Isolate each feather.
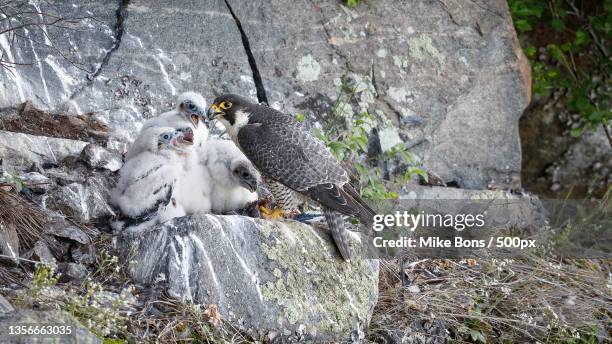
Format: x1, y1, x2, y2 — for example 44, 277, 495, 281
201, 139, 259, 213
323, 207, 351, 261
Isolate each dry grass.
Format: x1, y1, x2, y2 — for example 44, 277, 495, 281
0, 188, 48, 251
126, 293, 254, 343
367, 255, 611, 343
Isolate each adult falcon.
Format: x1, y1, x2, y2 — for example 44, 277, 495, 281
206, 94, 375, 261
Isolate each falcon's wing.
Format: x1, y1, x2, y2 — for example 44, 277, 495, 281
237, 121, 348, 191
238, 120, 375, 224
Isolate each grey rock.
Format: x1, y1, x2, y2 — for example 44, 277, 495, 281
0, 0, 529, 190
71, 244, 97, 265
0, 310, 101, 344
42, 209, 97, 245
32, 240, 56, 264
59, 262, 88, 282
80, 144, 123, 172
0, 295, 15, 315
117, 214, 379, 342
0, 224, 20, 266
0, 131, 88, 171
19, 172, 52, 194
43, 177, 115, 224
63, 0, 254, 144
0, 0, 118, 112
226, 0, 530, 189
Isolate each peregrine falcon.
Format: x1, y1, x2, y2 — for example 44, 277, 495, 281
111, 126, 195, 230
206, 94, 375, 261
203, 139, 260, 213
127, 91, 208, 160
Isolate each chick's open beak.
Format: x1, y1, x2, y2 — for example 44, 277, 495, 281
190, 114, 200, 128
182, 130, 194, 145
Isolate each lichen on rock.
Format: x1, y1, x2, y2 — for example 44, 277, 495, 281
260, 221, 377, 336
117, 214, 379, 342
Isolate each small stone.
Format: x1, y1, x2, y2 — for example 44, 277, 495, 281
32, 240, 55, 264
59, 262, 88, 282
44, 210, 94, 244
71, 244, 97, 265
80, 143, 123, 172
407, 285, 420, 293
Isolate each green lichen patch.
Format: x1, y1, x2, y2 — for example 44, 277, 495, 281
260, 221, 378, 337
408, 35, 445, 67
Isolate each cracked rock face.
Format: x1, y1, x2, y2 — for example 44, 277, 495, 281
0, 0, 528, 189
117, 214, 379, 342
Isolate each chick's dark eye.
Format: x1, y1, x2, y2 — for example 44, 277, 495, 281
163, 134, 170, 140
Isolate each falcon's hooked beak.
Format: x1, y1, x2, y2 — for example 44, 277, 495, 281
206, 103, 224, 121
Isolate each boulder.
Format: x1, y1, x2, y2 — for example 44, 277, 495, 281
117, 214, 379, 342
0, 0, 529, 189
43, 180, 115, 225
0, 131, 88, 171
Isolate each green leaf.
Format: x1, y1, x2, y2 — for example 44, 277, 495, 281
515, 19, 532, 32
560, 42, 573, 52
403, 167, 428, 183
546, 68, 559, 78
570, 127, 583, 138
524, 45, 536, 57
551, 18, 565, 32
312, 128, 327, 142
346, 0, 361, 8
547, 44, 564, 62
295, 112, 305, 122
575, 29, 590, 46
327, 142, 346, 160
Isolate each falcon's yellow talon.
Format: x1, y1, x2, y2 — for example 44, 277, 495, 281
259, 205, 284, 220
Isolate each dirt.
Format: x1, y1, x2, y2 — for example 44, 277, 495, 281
0, 102, 109, 145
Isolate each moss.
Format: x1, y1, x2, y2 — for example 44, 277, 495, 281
260, 221, 377, 336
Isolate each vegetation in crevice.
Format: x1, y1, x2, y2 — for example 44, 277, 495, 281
509, 0, 611, 145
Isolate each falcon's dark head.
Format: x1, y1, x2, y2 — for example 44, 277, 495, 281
207, 93, 255, 131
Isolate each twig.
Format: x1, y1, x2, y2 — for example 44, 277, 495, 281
564, 0, 609, 58
0, 254, 40, 264
602, 123, 612, 148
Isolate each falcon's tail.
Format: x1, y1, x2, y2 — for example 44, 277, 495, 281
323, 207, 351, 262
341, 183, 376, 229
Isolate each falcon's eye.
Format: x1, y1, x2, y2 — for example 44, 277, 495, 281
163, 134, 170, 140
220, 101, 232, 110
